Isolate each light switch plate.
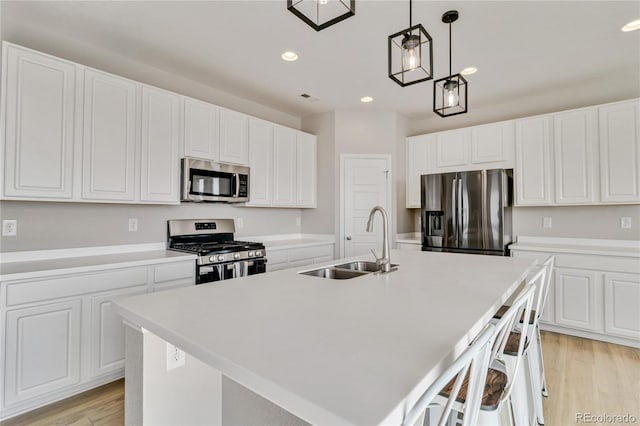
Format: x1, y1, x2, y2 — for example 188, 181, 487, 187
296, 217, 301, 227
236, 218, 244, 229
620, 217, 632, 229
166, 343, 185, 371
543, 217, 552, 228
128, 218, 138, 232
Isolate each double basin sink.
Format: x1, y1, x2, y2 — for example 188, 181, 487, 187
299, 261, 397, 280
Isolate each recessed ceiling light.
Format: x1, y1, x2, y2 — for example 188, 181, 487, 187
621, 19, 640, 32
281, 51, 299, 61
360, 96, 374, 103
461, 67, 478, 75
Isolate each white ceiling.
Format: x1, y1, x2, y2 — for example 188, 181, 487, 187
2, 1, 639, 126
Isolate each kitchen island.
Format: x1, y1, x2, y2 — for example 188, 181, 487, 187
112, 249, 535, 425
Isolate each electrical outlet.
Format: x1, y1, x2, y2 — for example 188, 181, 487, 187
620, 217, 632, 229
128, 218, 138, 232
2, 220, 17, 236
166, 343, 185, 371
236, 218, 244, 229
543, 217, 552, 228
296, 217, 301, 227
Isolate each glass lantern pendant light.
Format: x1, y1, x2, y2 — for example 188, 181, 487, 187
433, 10, 468, 117
287, 0, 355, 32
388, 0, 433, 87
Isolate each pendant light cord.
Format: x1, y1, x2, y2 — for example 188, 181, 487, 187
409, 0, 412, 27
449, 22, 452, 76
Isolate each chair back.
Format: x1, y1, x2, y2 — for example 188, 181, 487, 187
492, 283, 535, 402
402, 324, 496, 426
533, 256, 555, 325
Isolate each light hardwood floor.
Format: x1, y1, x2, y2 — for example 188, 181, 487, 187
1, 331, 638, 426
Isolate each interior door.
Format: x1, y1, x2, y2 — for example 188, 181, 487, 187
343, 157, 391, 258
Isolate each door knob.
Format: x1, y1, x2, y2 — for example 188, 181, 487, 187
346, 236, 352, 240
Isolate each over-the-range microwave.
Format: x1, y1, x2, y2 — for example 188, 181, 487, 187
181, 158, 249, 203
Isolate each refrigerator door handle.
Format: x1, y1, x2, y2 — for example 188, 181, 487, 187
457, 177, 463, 247
452, 177, 458, 247
481, 170, 489, 249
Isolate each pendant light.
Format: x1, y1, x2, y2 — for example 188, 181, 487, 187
388, 0, 433, 87
433, 10, 468, 117
287, 0, 355, 32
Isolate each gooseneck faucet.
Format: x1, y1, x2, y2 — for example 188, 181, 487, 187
366, 206, 391, 273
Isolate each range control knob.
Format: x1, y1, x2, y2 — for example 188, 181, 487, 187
255, 250, 262, 257
248, 251, 255, 257
209, 256, 215, 262
233, 253, 241, 260
217, 255, 224, 262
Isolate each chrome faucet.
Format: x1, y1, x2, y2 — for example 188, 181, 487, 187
366, 205, 391, 273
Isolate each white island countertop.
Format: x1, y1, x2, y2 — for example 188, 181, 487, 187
112, 250, 535, 425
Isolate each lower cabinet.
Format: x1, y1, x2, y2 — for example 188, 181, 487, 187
4, 299, 82, 407
511, 245, 639, 346
0, 259, 195, 420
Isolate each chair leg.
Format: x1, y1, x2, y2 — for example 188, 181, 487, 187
536, 325, 549, 397
527, 342, 545, 425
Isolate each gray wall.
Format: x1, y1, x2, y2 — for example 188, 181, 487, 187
0, 202, 300, 252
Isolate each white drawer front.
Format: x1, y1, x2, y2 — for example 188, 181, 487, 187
289, 244, 333, 262
267, 249, 289, 265
153, 261, 194, 284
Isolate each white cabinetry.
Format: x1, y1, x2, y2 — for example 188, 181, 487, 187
183, 97, 219, 161
219, 108, 249, 166
553, 109, 598, 204
0, 257, 195, 420
435, 129, 469, 168
470, 121, 515, 165
405, 135, 431, 208
4, 300, 82, 407
246, 119, 274, 206
272, 126, 297, 206
296, 132, 317, 208
140, 86, 180, 203
511, 238, 640, 347
515, 116, 553, 205
267, 243, 334, 271
81, 69, 138, 201
554, 268, 600, 332
1, 44, 76, 199
604, 272, 640, 340
599, 100, 640, 203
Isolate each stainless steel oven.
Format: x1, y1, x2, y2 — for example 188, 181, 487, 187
181, 158, 249, 203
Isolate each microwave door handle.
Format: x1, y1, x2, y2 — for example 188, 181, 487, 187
233, 174, 240, 198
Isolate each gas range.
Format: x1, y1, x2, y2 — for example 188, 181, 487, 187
168, 219, 267, 283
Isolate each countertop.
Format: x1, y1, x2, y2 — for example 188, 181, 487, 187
112, 250, 535, 425
397, 232, 421, 244
0, 249, 196, 281
509, 236, 640, 258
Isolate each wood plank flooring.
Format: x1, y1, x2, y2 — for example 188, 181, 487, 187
1, 332, 638, 426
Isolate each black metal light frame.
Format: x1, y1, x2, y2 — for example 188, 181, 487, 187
388, 0, 433, 87
287, 0, 355, 32
433, 10, 468, 117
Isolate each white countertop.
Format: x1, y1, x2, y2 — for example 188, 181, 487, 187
112, 250, 534, 425
510, 236, 640, 258
397, 232, 421, 244
0, 250, 196, 281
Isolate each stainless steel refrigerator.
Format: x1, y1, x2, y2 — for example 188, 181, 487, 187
421, 169, 513, 256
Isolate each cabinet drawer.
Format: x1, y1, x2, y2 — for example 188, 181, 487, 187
555, 253, 640, 274
289, 245, 333, 262
6, 267, 148, 307
153, 261, 194, 284
267, 249, 289, 265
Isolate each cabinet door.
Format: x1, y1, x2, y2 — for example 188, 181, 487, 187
553, 109, 597, 204
515, 116, 553, 205
90, 286, 147, 379
435, 129, 469, 168
554, 268, 600, 332
183, 97, 219, 161
82, 69, 138, 201
272, 127, 297, 206
604, 272, 640, 340
219, 108, 249, 165
470, 121, 515, 165
2, 44, 75, 199
296, 132, 317, 208
140, 86, 180, 203
599, 100, 640, 203
247, 119, 274, 206
4, 300, 82, 407
405, 135, 431, 208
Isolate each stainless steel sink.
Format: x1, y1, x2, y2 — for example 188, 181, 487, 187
299, 267, 368, 280
333, 261, 398, 273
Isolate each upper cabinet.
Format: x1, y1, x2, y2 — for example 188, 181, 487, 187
81, 69, 138, 201
1, 44, 76, 199
183, 97, 219, 161
515, 116, 554, 205
246, 120, 317, 208
405, 135, 431, 208
435, 129, 469, 168
471, 121, 515, 165
219, 108, 249, 166
599, 100, 640, 203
